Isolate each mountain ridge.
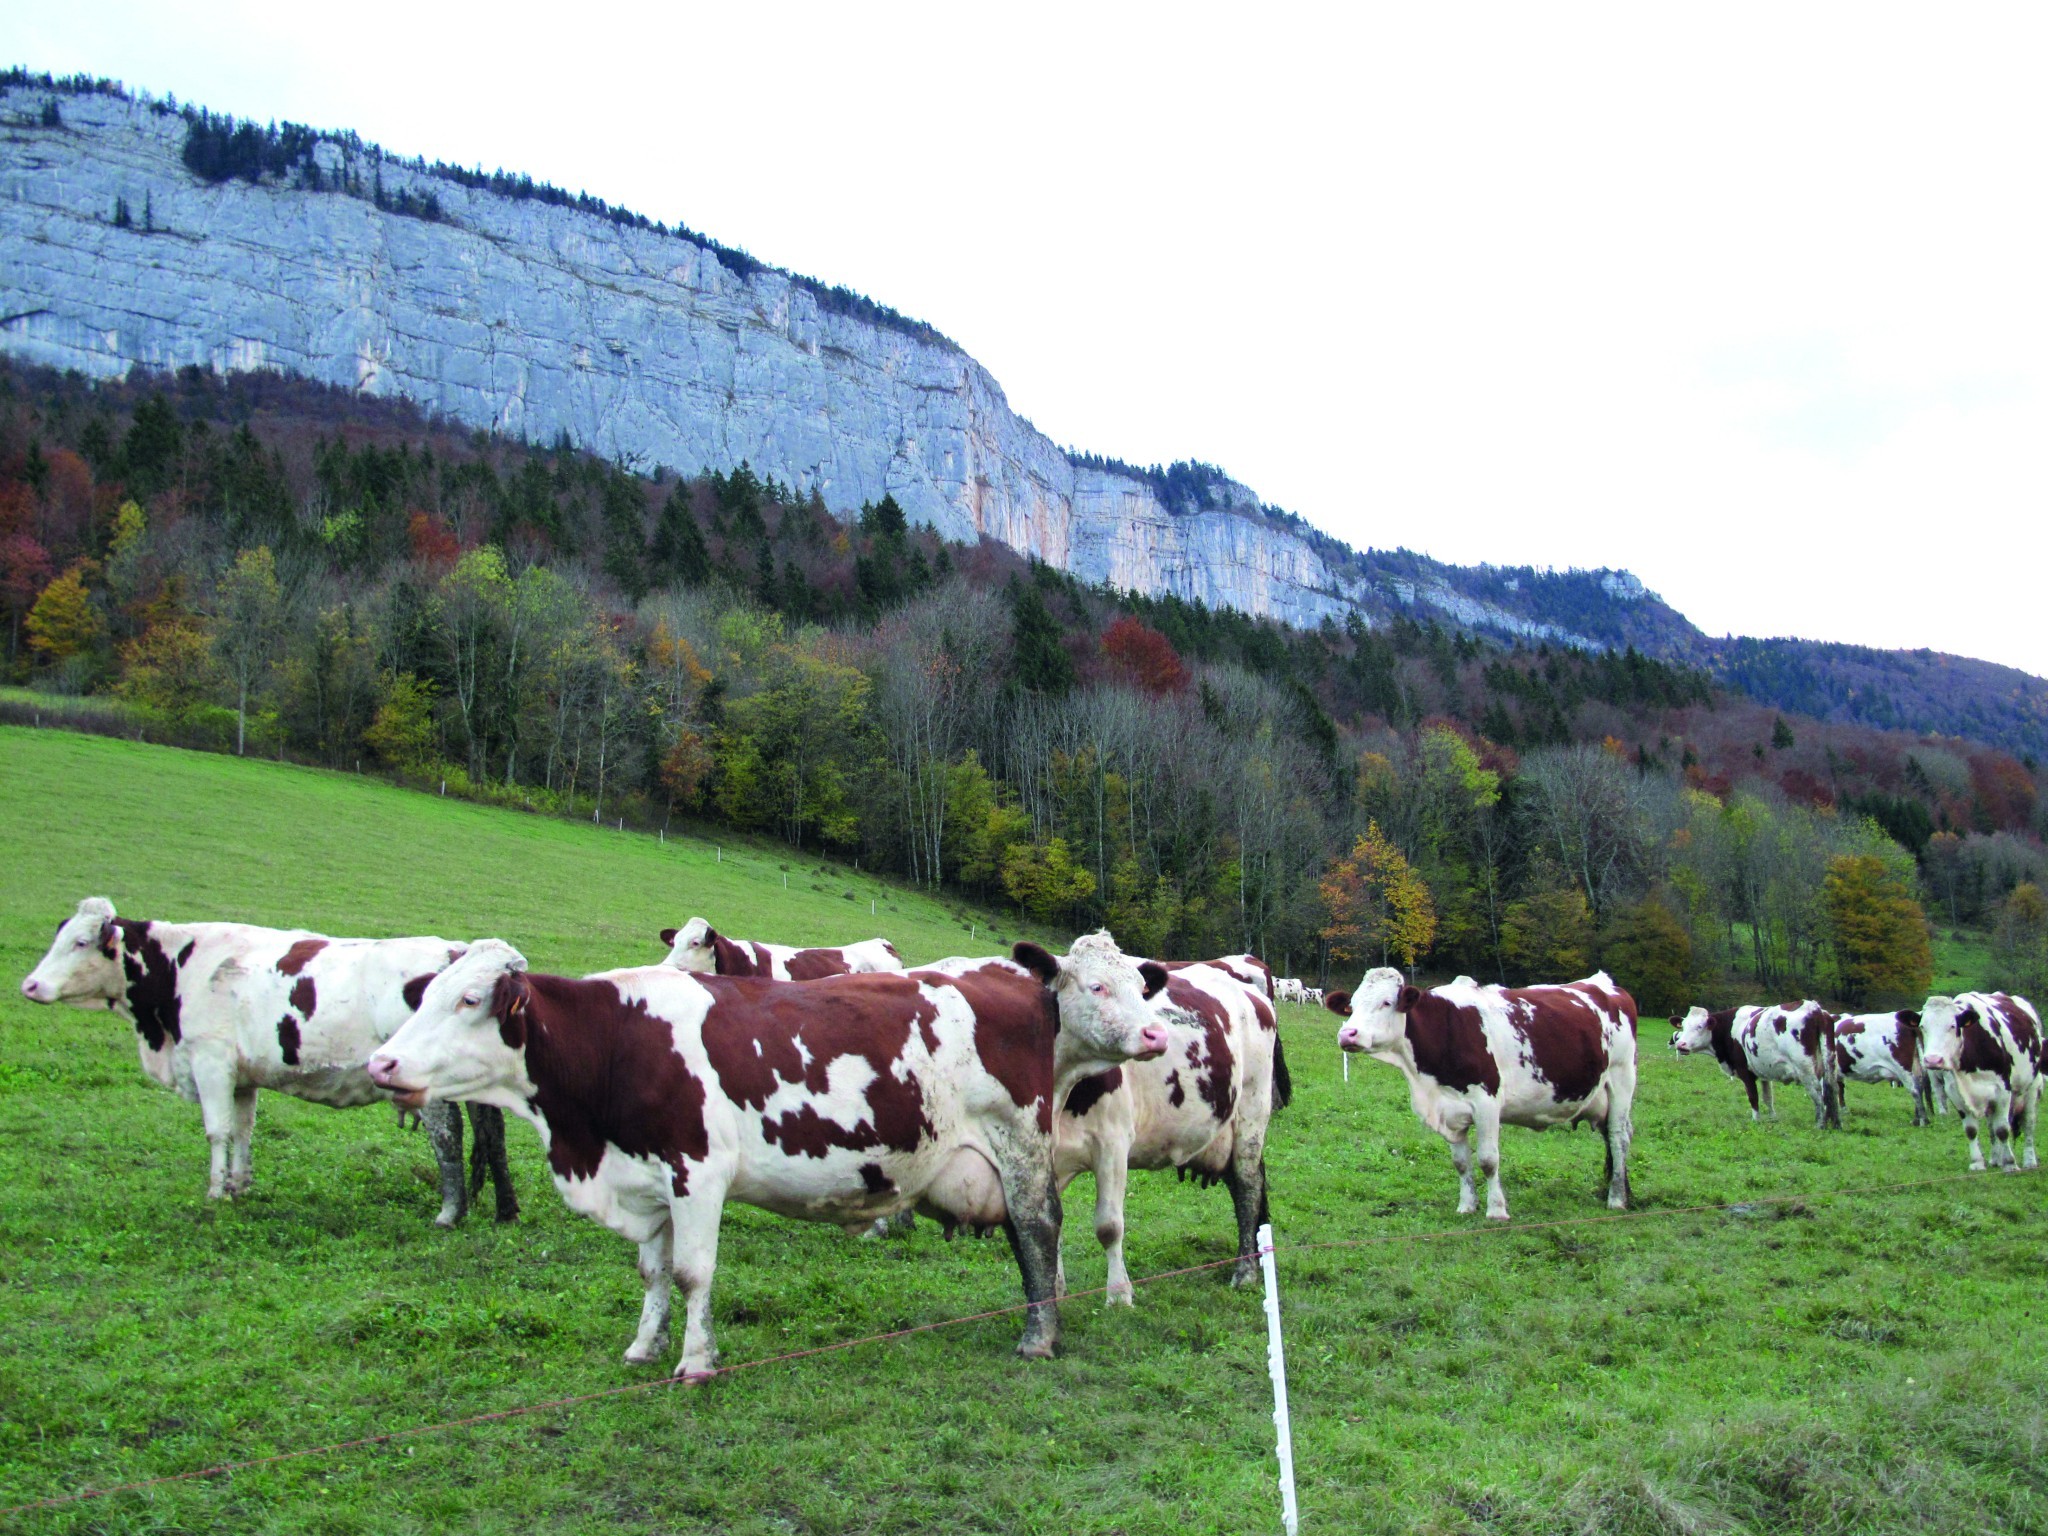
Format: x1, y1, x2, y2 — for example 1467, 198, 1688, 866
3, 70, 2044, 760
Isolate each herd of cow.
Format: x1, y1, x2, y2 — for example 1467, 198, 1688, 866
16, 896, 2043, 1382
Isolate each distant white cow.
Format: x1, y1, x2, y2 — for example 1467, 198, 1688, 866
1830, 1010, 1936, 1125
1920, 992, 2042, 1172
1671, 1001, 1842, 1128
20, 897, 517, 1221
658, 917, 902, 979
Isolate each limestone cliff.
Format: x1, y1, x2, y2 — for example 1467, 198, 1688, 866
0, 82, 1668, 649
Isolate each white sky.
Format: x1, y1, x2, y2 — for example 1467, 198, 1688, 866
12, 4, 2048, 676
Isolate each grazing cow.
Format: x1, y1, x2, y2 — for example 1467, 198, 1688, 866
19, 897, 516, 1223
1324, 970, 1637, 1220
366, 934, 1170, 1377
658, 916, 902, 979
1671, 1001, 1842, 1128
1055, 955, 1292, 1301
1920, 992, 2042, 1172
1274, 977, 1307, 1005
1830, 1010, 1937, 1125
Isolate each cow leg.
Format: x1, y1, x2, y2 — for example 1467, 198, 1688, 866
997, 1163, 1063, 1360
1472, 1100, 1509, 1221
1740, 1072, 1761, 1122
1759, 1080, 1776, 1122
1811, 1075, 1838, 1131
225, 1085, 258, 1195
668, 1178, 732, 1380
1220, 1154, 1269, 1289
1604, 1068, 1637, 1211
1912, 1070, 1933, 1127
1962, 1112, 1987, 1171
1989, 1088, 2018, 1172
1092, 1156, 1135, 1307
467, 1104, 519, 1222
624, 1223, 674, 1365
423, 1100, 468, 1227
1446, 1128, 1478, 1215
191, 1055, 238, 1200
2017, 1088, 2040, 1170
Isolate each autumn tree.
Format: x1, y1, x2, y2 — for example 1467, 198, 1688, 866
1101, 614, 1189, 694
1822, 852, 1934, 1005
212, 546, 285, 755
26, 562, 103, 669
1320, 820, 1437, 970
1991, 882, 2048, 998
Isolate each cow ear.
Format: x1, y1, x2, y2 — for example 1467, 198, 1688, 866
491, 972, 530, 1049
660, 928, 679, 946
1397, 985, 1421, 1012
1011, 942, 1061, 986
1138, 961, 1169, 999
1323, 990, 1352, 1018
98, 919, 119, 959
1899, 1009, 1920, 1026
446, 945, 467, 964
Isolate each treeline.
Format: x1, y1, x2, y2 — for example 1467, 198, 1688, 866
4, 360, 2044, 1005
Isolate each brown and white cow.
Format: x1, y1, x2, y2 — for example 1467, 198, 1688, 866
19, 897, 516, 1223
366, 933, 1170, 1377
1920, 992, 2042, 1172
1055, 954, 1292, 1302
658, 916, 903, 980
1325, 970, 1637, 1220
1671, 1001, 1842, 1128
1831, 1010, 1936, 1125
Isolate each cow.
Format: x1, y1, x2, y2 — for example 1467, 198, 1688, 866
1274, 977, 1306, 1005
1671, 1000, 1842, 1128
658, 916, 903, 979
1054, 955, 1292, 1303
1324, 970, 1637, 1220
1830, 1010, 1937, 1125
19, 896, 517, 1223
1919, 992, 2042, 1172
365, 933, 1171, 1378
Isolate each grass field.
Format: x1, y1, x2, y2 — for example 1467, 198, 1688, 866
1, 727, 2043, 1535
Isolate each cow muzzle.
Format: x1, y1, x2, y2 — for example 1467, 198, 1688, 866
20, 976, 46, 1002
1338, 1024, 1363, 1053
366, 1054, 425, 1107
1923, 1052, 1949, 1072
1135, 1023, 1170, 1059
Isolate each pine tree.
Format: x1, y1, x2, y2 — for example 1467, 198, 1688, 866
651, 486, 710, 588
1008, 579, 1074, 697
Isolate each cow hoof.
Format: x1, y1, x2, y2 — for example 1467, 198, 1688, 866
624, 1341, 668, 1366
1106, 1286, 1136, 1308
434, 1207, 463, 1229
1486, 1210, 1511, 1222
494, 1201, 521, 1224
672, 1366, 717, 1386
1229, 1264, 1260, 1289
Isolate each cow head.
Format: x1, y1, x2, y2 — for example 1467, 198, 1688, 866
21, 897, 124, 1006
1011, 930, 1170, 1071
1325, 966, 1409, 1055
367, 940, 537, 1111
660, 917, 718, 972
1670, 1006, 1715, 1054
1918, 996, 1965, 1073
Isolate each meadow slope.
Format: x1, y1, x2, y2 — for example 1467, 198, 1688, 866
0, 727, 2042, 1535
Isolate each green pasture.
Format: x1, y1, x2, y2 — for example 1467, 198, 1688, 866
0, 727, 2041, 1534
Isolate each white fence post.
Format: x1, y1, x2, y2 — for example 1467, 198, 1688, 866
1258, 1222, 1299, 1536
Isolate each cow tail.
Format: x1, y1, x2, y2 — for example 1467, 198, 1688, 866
1271, 1035, 1293, 1112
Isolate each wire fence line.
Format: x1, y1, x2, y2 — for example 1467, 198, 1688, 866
4, 1165, 2030, 1518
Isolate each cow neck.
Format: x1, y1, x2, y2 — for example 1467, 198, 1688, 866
515, 973, 619, 1144
1705, 1010, 1748, 1075
710, 932, 756, 976
114, 917, 189, 1052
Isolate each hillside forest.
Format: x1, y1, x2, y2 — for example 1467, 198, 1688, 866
4, 360, 2045, 1010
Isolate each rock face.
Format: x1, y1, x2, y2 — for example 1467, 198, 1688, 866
0, 85, 1656, 646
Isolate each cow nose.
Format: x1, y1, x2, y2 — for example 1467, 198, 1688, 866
366, 1054, 399, 1087
1338, 1024, 1360, 1051
1136, 1024, 1170, 1058
20, 977, 42, 1001
1924, 1053, 1947, 1071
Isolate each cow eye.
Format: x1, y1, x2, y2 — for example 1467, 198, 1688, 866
1090, 982, 1107, 997
461, 991, 482, 1007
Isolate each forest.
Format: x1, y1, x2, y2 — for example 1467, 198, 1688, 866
4, 357, 2045, 1007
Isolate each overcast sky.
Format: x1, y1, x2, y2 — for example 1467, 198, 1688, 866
13, 4, 2048, 676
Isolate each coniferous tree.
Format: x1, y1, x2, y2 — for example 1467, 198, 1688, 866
1008, 578, 1074, 697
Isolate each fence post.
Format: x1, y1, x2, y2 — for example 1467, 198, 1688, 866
1258, 1222, 1300, 1536
716, 847, 721, 863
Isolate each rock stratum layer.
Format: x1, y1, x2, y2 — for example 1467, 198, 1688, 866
2, 88, 1396, 628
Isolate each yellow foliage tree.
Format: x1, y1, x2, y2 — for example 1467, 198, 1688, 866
1320, 820, 1437, 969
26, 562, 102, 661
1822, 853, 1933, 1004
